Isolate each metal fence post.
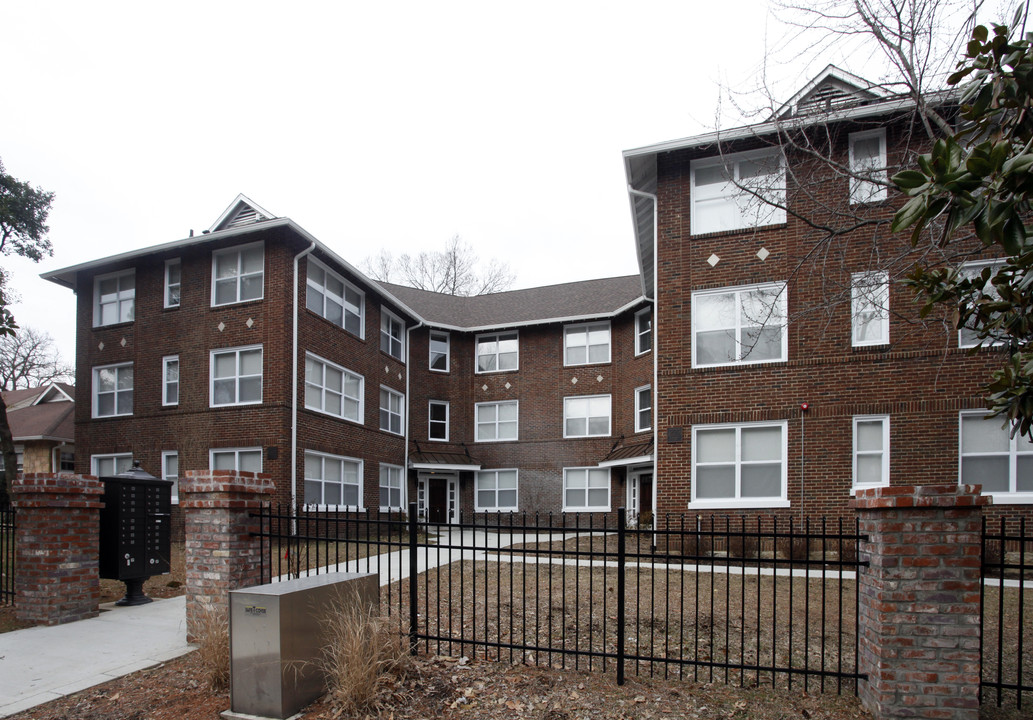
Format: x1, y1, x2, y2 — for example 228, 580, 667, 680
408, 501, 418, 655
617, 506, 626, 686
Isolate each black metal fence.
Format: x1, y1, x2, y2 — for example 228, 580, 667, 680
0, 503, 14, 606
253, 503, 867, 695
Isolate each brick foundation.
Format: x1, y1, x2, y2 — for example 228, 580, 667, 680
12, 473, 104, 626
179, 469, 273, 640
854, 484, 988, 720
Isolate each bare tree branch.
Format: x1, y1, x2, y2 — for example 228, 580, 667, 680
0, 327, 73, 391
364, 235, 515, 296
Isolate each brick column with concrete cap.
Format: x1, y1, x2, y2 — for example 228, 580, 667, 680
11, 473, 104, 626
853, 483, 989, 720
179, 469, 273, 640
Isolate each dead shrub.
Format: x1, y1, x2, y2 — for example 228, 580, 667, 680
776, 536, 812, 562
195, 599, 229, 692
726, 533, 760, 559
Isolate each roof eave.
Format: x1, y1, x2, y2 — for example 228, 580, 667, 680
421, 296, 650, 333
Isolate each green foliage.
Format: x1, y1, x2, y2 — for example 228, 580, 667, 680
892, 6, 1033, 439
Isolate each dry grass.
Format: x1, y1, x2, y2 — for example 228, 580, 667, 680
193, 599, 230, 692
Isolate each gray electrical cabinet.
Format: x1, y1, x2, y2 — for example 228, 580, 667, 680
226, 572, 379, 720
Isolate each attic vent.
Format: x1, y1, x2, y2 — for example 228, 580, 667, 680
225, 207, 267, 229
797, 85, 858, 115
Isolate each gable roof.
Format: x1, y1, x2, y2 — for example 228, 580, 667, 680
772, 64, 886, 120
2, 384, 75, 442
208, 194, 277, 233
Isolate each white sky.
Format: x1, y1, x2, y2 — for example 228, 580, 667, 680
0, 0, 1012, 365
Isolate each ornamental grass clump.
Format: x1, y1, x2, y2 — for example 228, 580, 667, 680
195, 599, 230, 692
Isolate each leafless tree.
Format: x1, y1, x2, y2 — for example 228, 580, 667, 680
365, 235, 515, 296
0, 327, 73, 391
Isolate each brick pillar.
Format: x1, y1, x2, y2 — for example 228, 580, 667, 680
179, 470, 273, 640
12, 473, 104, 626
853, 484, 988, 720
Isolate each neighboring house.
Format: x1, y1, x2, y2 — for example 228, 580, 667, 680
0, 383, 75, 478
41, 196, 654, 522
623, 65, 1030, 523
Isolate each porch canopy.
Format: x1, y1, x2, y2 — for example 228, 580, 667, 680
598, 435, 654, 468
409, 449, 481, 472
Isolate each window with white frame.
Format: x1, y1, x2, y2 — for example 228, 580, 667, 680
690, 148, 786, 235
379, 387, 404, 435
958, 260, 1006, 348
476, 469, 518, 511
564, 322, 611, 365
691, 422, 788, 507
959, 411, 1033, 498
162, 451, 179, 504
476, 332, 518, 373
379, 464, 405, 510
564, 395, 611, 438
210, 447, 262, 473
93, 363, 133, 418
211, 346, 262, 407
304, 450, 361, 507
563, 467, 610, 512
212, 242, 264, 306
428, 400, 449, 441
429, 331, 450, 372
475, 400, 518, 441
164, 259, 181, 308
849, 129, 888, 204
163, 356, 179, 406
851, 272, 889, 347
380, 310, 405, 360
853, 416, 889, 489
636, 308, 652, 355
93, 270, 135, 326
92, 453, 133, 477
305, 353, 363, 422
306, 259, 364, 337
635, 386, 651, 433
692, 282, 787, 367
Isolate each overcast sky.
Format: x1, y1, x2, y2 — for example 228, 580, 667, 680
0, 0, 1011, 365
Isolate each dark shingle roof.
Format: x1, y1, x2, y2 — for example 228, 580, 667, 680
381, 275, 645, 329
1, 384, 75, 442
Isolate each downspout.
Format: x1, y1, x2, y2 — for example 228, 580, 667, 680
628, 187, 659, 534
292, 241, 318, 514
404, 320, 424, 518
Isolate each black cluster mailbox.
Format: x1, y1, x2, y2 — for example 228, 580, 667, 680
98, 461, 173, 606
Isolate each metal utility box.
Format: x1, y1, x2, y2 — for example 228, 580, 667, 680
228, 572, 379, 720
98, 461, 173, 605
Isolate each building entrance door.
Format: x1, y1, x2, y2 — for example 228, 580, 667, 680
427, 477, 448, 524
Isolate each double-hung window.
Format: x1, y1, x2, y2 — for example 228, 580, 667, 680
690, 148, 786, 235
849, 129, 888, 204
853, 416, 890, 489
304, 450, 361, 508
958, 260, 1006, 348
212, 242, 264, 306
429, 331, 450, 372
380, 310, 405, 360
691, 421, 788, 508
164, 259, 181, 308
475, 401, 518, 441
162, 356, 179, 406
211, 346, 263, 407
476, 332, 518, 373
210, 447, 262, 473
851, 272, 889, 347
564, 322, 611, 365
959, 411, 1033, 500
379, 387, 404, 435
307, 259, 364, 336
94, 270, 135, 326
563, 395, 611, 438
636, 308, 652, 355
305, 353, 363, 423
635, 386, 651, 433
162, 451, 179, 504
93, 363, 133, 418
92, 453, 133, 477
379, 464, 405, 510
428, 400, 449, 441
692, 282, 787, 367
563, 467, 610, 512
476, 469, 518, 512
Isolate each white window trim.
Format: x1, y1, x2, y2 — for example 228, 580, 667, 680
635, 307, 652, 356
91, 453, 133, 477
162, 450, 179, 504
848, 128, 888, 205
306, 257, 365, 338
303, 450, 363, 510
92, 362, 134, 418
635, 385, 652, 433
689, 420, 790, 509
429, 330, 450, 373
210, 345, 263, 408
162, 355, 179, 407
379, 463, 406, 512
958, 410, 1033, 503
211, 241, 264, 307
475, 469, 520, 512
475, 331, 519, 374
852, 415, 890, 491
563, 321, 612, 366
379, 386, 405, 435
563, 394, 612, 439
851, 271, 890, 347
164, 258, 181, 309
562, 467, 611, 513
690, 147, 787, 235
691, 281, 788, 368
209, 446, 263, 473
474, 400, 519, 443
304, 352, 364, 424
428, 400, 449, 442
380, 308, 406, 361
93, 269, 135, 327
958, 260, 1006, 349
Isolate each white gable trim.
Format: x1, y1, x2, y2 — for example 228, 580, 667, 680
208, 193, 277, 233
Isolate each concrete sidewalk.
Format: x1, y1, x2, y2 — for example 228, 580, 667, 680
0, 596, 194, 718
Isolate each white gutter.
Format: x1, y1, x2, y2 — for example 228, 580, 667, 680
291, 241, 318, 512
404, 319, 424, 515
